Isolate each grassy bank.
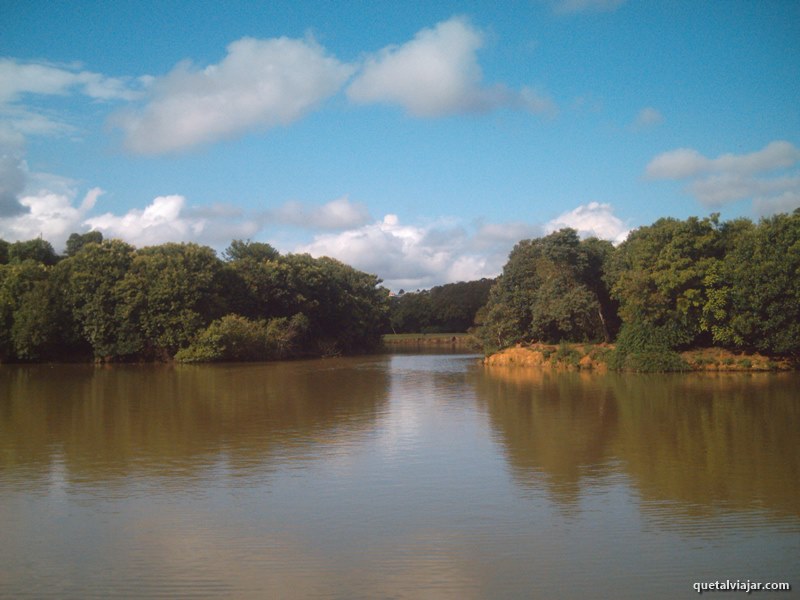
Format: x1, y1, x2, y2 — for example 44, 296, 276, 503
382, 333, 480, 349
484, 343, 796, 372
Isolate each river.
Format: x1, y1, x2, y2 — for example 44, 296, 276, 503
1, 354, 798, 598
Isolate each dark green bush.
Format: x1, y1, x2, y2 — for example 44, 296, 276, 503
609, 321, 688, 372
175, 313, 308, 363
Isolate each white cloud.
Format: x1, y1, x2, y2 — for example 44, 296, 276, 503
268, 196, 371, 230
297, 214, 507, 290
347, 17, 555, 117
633, 106, 663, 130
545, 202, 630, 244
472, 220, 543, 249
550, 0, 627, 14
645, 140, 800, 215
297, 204, 629, 290
0, 59, 142, 143
86, 195, 260, 248
298, 205, 627, 291
753, 190, 800, 216
114, 36, 354, 154
0, 58, 141, 104
646, 140, 800, 180
0, 187, 101, 248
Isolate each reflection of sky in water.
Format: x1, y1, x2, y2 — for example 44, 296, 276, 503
0, 361, 798, 598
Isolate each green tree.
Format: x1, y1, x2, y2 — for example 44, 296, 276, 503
270, 254, 388, 354
477, 229, 611, 351
62, 239, 138, 359
605, 216, 722, 348
65, 231, 103, 256
116, 243, 226, 359
388, 290, 432, 333
222, 239, 280, 262
702, 211, 800, 355
0, 261, 48, 360
427, 279, 494, 333
8, 238, 58, 265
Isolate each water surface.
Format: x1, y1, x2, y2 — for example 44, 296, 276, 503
1, 355, 798, 598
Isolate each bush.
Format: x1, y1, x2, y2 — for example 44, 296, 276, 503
609, 321, 688, 372
175, 313, 308, 363
552, 341, 581, 367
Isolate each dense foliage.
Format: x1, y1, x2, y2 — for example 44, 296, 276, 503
388, 279, 494, 334
477, 210, 800, 366
2, 210, 798, 367
476, 229, 619, 353
0, 236, 389, 363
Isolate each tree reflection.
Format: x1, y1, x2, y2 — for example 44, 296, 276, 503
478, 367, 800, 521
475, 367, 619, 507
0, 359, 390, 486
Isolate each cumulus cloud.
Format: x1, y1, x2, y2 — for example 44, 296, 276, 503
86, 195, 260, 247
347, 17, 555, 117
296, 214, 506, 290
297, 203, 629, 290
0, 187, 101, 249
268, 196, 371, 230
545, 202, 630, 244
114, 37, 354, 154
645, 140, 800, 214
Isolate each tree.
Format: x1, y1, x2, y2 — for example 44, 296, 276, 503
702, 211, 800, 355
605, 216, 722, 349
428, 279, 494, 333
115, 243, 226, 359
477, 229, 611, 351
62, 239, 138, 359
223, 239, 279, 262
388, 290, 432, 333
65, 231, 103, 257
8, 238, 58, 265
0, 261, 49, 360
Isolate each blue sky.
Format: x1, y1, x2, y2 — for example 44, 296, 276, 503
1, 0, 798, 289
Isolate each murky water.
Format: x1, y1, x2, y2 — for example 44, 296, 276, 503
1, 355, 798, 598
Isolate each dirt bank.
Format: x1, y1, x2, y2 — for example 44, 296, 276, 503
484, 344, 794, 372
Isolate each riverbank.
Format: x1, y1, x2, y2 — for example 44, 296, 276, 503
382, 333, 480, 350
484, 343, 796, 372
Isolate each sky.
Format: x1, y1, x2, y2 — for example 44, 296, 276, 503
1, 0, 798, 290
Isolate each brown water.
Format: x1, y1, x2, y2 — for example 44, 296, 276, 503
1, 355, 798, 598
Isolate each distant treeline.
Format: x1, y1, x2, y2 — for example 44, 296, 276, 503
387, 279, 494, 334
0, 235, 388, 363
476, 210, 800, 370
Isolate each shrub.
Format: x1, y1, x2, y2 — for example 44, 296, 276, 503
552, 341, 581, 367
609, 321, 688, 372
176, 313, 308, 362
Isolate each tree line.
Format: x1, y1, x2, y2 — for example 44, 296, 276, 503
2, 209, 798, 366
387, 279, 494, 334
0, 234, 389, 363
476, 210, 800, 368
